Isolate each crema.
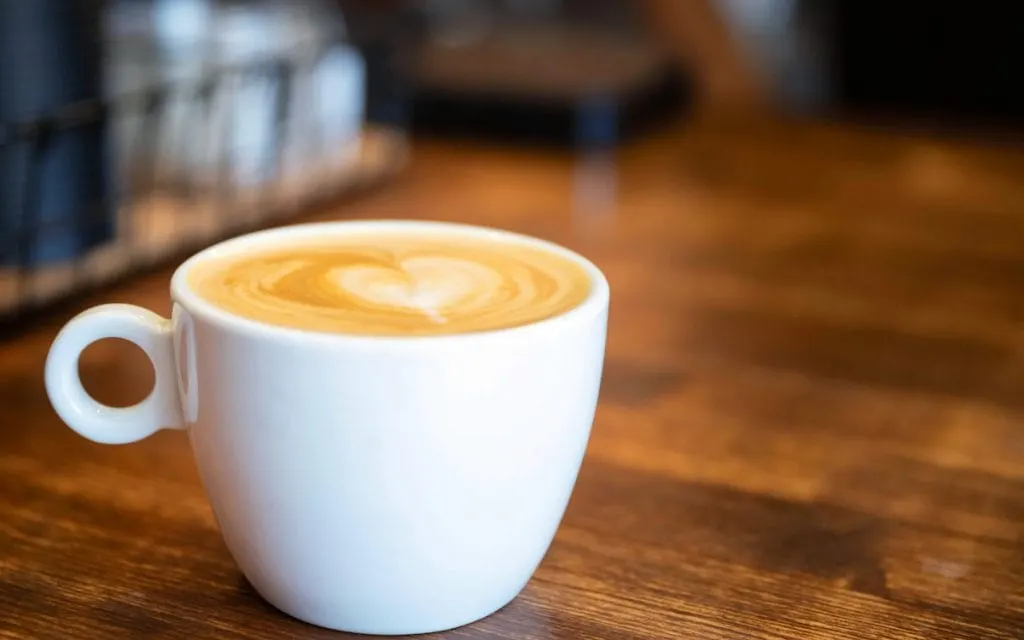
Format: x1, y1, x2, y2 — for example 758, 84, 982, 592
187, 233, 592, 336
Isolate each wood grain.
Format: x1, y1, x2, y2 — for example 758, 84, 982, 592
2, 117, 1024, 638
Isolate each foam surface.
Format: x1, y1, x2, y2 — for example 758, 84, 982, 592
187, 234, 592, 335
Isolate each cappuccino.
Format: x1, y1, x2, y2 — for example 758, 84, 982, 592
47, 220, 608, 633
187, 231, 592, 336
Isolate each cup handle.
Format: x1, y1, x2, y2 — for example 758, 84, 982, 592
45, 304, 185, 444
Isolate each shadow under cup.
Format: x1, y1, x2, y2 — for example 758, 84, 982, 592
46, 220, 610, 635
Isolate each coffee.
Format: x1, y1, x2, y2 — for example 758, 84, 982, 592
187, 232, 592, 336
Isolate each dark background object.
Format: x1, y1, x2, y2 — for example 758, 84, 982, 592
830, 1, 1024, 127
407, 24, 688, 149
338, 0, 687, 148
0, 0, 114, 266
336, 0, 416, 129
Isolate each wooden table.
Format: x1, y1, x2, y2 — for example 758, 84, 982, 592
2, 118, 1024, 638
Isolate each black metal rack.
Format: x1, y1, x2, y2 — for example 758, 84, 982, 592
0, 37, 408, 326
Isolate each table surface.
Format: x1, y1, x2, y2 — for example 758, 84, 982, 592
2, 118, 1024, 639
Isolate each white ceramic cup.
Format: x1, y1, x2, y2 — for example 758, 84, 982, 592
44, 220, 609, 635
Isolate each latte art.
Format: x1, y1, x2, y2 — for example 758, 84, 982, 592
188, 234, 592, 335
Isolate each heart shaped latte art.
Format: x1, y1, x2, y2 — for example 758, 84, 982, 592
189, 235, 592, 335
330, 256, 504, 322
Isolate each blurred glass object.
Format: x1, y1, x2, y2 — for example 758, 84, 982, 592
572, 152, 618, 227
714, 0, 828, 111
106, 0, 366, 194
1, 0, 406, 321
0, 0, 114, 266
154, 0, 213, 52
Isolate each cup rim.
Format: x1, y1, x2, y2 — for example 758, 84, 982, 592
170, 219, 610, 347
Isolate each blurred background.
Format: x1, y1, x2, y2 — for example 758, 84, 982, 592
1, 0, 1022, 325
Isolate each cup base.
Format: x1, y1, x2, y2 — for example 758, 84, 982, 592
249, 579, 525, 635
